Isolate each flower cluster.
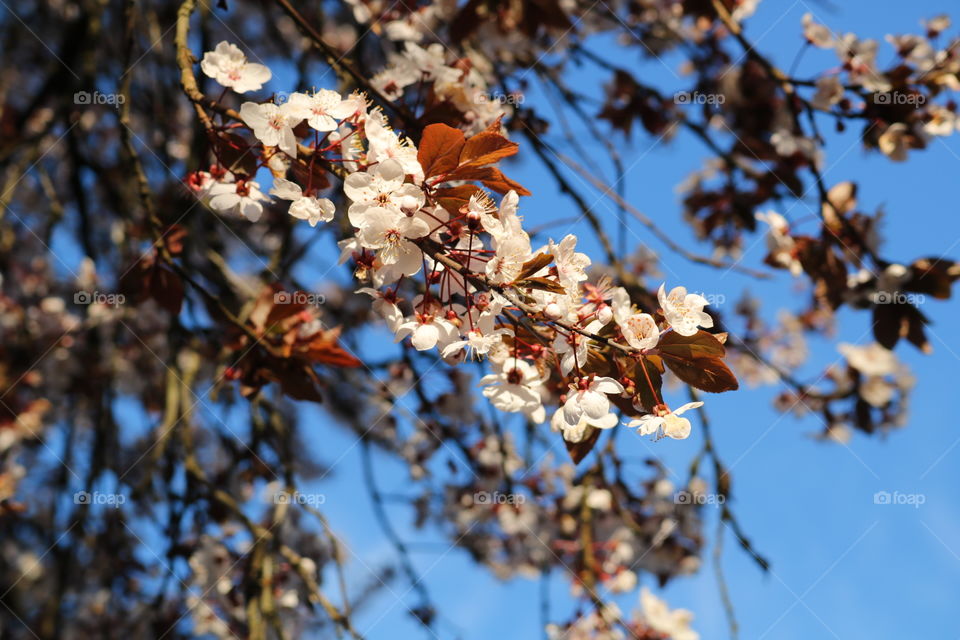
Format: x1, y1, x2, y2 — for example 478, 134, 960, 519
191, 41, 737, 447
802, 13, 960, 161
443, 447, 707, 598
371, 41, 513, 134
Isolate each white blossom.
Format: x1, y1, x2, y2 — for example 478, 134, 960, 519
395, 312, 457, 351
269, 178, 335, 226
838, 342, 898, 376
561, 376, 624, 427
480, 359, 546, 423
658, 284, 714, 336
208, 180, 269, 222
802, 13, 834, 49
619, 312, 660, 351
756, 210, 802, 276
283, 89, 357, 132
365, 111, 424, 182
811, 76, 845, 111
239, 102, 300, 156
639, 587, 699, 640
549, 234, 591, 292
200, 41, 271, 93
356, 287, 403, 332
344, 159, 424, 226
627, 402, 704, 440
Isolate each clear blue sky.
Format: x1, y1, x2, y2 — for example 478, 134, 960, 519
284, 2, 960, 638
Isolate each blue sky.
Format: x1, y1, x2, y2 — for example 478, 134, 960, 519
284, 1, 960, 639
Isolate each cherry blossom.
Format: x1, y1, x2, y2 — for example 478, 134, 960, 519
756, 210, 802, 276
200, 41, 272, 93
284, 89, 357, 132
627, 402, 704, 440
442, 327, 513, 360
657, 284, 714, 336
618, 312, 659, 351
811, 76, 845, 110
356, 206, 429, 265
364, 111, 424, 182
838, 342, 898, 376
802, 13, 835, 49
208, 179, 269, 222
395, 310, 457, 351
878, 123, 913, 161
552, 409, 619, 443
560, 376, 624, 427
549, 234, 591, 292
187, 169, 221, 199
356, 287, 403, 332
239, 102, 301, 156
344, 159, 425, 226
486, 234, 533, 284
443, 305, 513, 359
553, 321, 604, 375
639, 587, 700, 640
480, 190, 523, 243
480, 359, 546, 423
269, 178, 335, 226
923, 106, 959, 137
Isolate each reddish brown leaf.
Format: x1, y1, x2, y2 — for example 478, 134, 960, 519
418, 123, 465, 178
872, 304, 901, 350
216, 132, 258, 177
632, 357, 663, 412
516, 252, 553, 280
149, 265, 184, 316
303, 331, 362, 368
162, 225, 188, 255
249, 285, 302, 332
903, 305, 932, 353
662, 355, 739, 393
460, 130, 519, 167
872, 303, 931, 353
854, 397, 875, 433
433, 185, 482, 213
118, 255, 152, 302
906, 257, 957, 299
446, 165, 531, 195
516, 277, 566, 294
658, 330, 727, 360
267, 365, 325, 402
290, 158, 331, 191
